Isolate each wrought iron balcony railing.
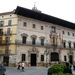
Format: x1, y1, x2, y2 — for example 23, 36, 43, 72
15, 40, 75, 49
5, 49, 11, 54
0, 40, 11, 45
4, 31, 12, 35
0, 50, 11, 55
0, 32, 3, 36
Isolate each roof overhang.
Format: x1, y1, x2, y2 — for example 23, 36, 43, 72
14, 6, 75, 29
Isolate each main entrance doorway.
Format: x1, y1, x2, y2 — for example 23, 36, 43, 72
69, 55, 73, 64
31, 54, 36, 66
3, 56, 9, 66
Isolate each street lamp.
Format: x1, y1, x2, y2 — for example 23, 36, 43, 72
44, 47, 49, 68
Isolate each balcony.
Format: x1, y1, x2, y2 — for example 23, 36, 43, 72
0, 50, 11, 55
15, 40, 75, 49
5, 49, 11, 55
0, 32, 3, 36
0, 50, 4, 55
0, 40, 11, 45
4, 31, 12, 35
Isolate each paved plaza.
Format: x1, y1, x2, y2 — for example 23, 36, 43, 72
5, 67, 48, 75
5, 66, 75, 75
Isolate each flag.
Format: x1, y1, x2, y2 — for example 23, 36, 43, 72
49, 31, 53, 44
49, 31, 52, 38
59, 32, 62, 46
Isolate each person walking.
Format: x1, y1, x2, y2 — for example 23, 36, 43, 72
21, 61, 25, 72
63, 62, 72, 74
17, 62, 21, 70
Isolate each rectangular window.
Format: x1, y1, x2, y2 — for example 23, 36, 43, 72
74, 44, 75, 48
41, 26, 43, 30
22, 36, 26, 44
63, 42, 66, 48
23, 22, 26, 26
32, 38, 36, 45
22, 54, 26, 61
5, 37, 10, 43
5, 46, 9, 54
41, 55, 44, 61
68, 32, 70, 35
32, 24, 35, 28
41, 39, 44, 45
62, 31, 64, 34
64, 56, 67, 61
0, 21, 4, 26
8, 20, 12, 26
0, 29, 3, 34
51, 27, 56, 33
73, 33, 74, 37
7, 28, 11, 34
69, 43, 71, 48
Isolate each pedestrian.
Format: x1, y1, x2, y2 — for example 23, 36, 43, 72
63, 62, 72, 74
73, 62, 75, 70
0, 63, 6, 75
17, 62, 21, 70
4, 62, 7, 67
21, 61, 25, 72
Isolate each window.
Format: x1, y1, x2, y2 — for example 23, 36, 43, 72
32, 24, 35, 28
0, 21, 4, 26
68, 32, 70, 35
22, 54, 26, 61
74, 44, 75, 48
32, 38, 36, 45
2, 16, 4, 18
0, 29, 3, 34
73, 33, 74, 37
5, 46, 9, 54
51, 27, 56, 33
63, 42, 66, 48
22, 36, 26, 44
41, 39, 44, 45
23, 22, 26, 26
64, 56, 67, 61
41, 55, 44, 61
8, 20, 12, 26
7, 28, 11, 34
5, 37, 10, 43
62, 31, 64, 34
41, 26, 43, 30
69, 43, 71, 48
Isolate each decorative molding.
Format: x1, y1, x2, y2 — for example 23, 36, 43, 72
39, 36, 45, 39
73, 42, 75, 44
63, 40, 66, 42
30, 35, 37, 38
21, 33, 28, 37
28, 47, 39, 57
68, 41, 71, 43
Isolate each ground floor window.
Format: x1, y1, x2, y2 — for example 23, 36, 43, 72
51, 52, 59, 61
41, 55, 44, 61
64, 55, 67, 61
22, 54, 26, 61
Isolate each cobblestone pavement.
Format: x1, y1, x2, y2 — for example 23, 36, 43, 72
5, 67, 48, 75
5, 66, 75, 75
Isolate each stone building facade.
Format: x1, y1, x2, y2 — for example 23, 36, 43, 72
0, 6, 75, 66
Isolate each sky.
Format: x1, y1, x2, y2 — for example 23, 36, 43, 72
0, 0, 75, 23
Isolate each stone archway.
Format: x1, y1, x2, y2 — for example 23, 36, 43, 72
67, 50, 74, 64
51, 52, 59, 61
49, 49, 60, 63
28, 47, 39, 66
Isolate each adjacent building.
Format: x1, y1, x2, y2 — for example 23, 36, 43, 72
0, 6, 75, 66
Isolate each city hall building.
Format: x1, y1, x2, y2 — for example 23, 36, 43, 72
0, 6, 75, 66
